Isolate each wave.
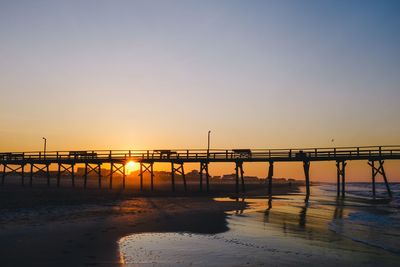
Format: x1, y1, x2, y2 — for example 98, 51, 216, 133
329, 212, 400, 254
319, 183, 400, 254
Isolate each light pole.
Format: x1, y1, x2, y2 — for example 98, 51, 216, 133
207, 131, 211, 158
42, 137, 47, 155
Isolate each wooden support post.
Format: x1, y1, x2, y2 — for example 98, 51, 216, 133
21, 164, 25, 186
182, 164, 187, 192
199, 162, 210, 192
336, 161, 340, 196
341, 163, 346, 197
29, 164, 33, 187
170, 162, 185, 192
199, 162, 205, 192
235, 162, 240, 194
139, 163, 143, 191
137, 162, 154, 191
267, 161, 274, 195
303, 161, 310, 197
84, 163, 88, 189
122, 164, 126, 189
380, 160, 392, 198
205, 163, 209, 192
240, 163, 245, 193
98, 164, 102, 189
199, 165, 203, 192
57, 164, 61, 187
369, 160, 392, 198
109, 163, 113, 189
71, 164, 75, 188
171, 162, 175, 192
46, 164, 50, 187
56, 164, 75, 188
336, 161, 346, 197
371, 160, 376, 197
1, 164, 6, 186
150, 163, 154, 191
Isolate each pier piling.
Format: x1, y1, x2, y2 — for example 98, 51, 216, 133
29, 164, 33, 187
138, 162, 155, 191
139, 163, 143, 191
336, 161, 346, 197
122, 164, 126, 189
21, 164, 25, 186
71, 164, 75, 188
98, 164, 101, 189
235, 162, 239, 194
1, 164, 5, 186
84, 163, 88, 189
199, 161, 209, 192
57, 164, 61, 187
368, 160, 392, 198
171, 162, 186, 192
303, 161, 310, 196
235, 161, 245, 194
267, 161, 274, 195
171, 162, 175, 192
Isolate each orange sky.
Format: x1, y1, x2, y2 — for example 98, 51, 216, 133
1, 1, 399, 182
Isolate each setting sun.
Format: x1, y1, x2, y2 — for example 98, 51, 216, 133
125, 160, 138, 174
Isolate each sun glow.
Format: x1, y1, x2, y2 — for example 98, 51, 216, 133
125, 160, 139, 174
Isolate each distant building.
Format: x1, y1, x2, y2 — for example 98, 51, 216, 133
221, 174, 236, 180
220, 174, 260, 183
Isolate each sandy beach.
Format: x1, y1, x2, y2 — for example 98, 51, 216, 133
0, 185, 262, 266
1, 183, 400, 267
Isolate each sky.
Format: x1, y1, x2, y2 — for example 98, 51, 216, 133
1, 0, 399, 181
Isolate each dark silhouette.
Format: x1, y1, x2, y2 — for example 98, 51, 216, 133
0, 145, 396, 198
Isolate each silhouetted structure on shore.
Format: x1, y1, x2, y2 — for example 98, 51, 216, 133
0, 146, 397, 199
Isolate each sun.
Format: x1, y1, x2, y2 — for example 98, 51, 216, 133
125, 160, 139, 174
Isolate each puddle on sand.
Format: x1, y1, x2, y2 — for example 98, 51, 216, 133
118, 229, 326, 267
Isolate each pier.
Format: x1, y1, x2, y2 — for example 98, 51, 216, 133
1, 145, 399, 198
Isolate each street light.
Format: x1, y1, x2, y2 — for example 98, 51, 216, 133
207, 131, 211, 158
42, 137, 47, 155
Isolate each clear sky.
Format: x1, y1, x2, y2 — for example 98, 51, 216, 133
1, 0, 399, 181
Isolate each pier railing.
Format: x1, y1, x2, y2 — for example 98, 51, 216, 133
1, 145, 400, 163
1, 145, 397, 198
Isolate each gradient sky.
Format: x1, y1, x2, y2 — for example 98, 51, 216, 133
1, 0, 399, 181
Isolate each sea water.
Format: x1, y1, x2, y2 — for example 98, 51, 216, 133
322, 183, 400, 254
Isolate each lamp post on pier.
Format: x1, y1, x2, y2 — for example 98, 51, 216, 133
42, 137, 47, 157
207, 130, 211, 159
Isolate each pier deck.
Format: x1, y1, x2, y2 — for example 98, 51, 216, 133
1, 145, 398, 198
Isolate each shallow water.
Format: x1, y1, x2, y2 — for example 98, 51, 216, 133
119, 184, 400, 266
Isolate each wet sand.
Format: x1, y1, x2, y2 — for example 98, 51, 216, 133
6, 183, 398, 267
120, 193, 400, 267
0, 185, 269, 266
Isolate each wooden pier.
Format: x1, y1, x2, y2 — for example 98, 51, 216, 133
1, 145, 399, 198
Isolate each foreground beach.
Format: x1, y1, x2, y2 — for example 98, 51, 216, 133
1, 183, 399, 266
1, 180, 296, 266
0, 185, 251, 266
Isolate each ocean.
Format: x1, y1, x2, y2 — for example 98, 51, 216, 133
320, 183, 400, 254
